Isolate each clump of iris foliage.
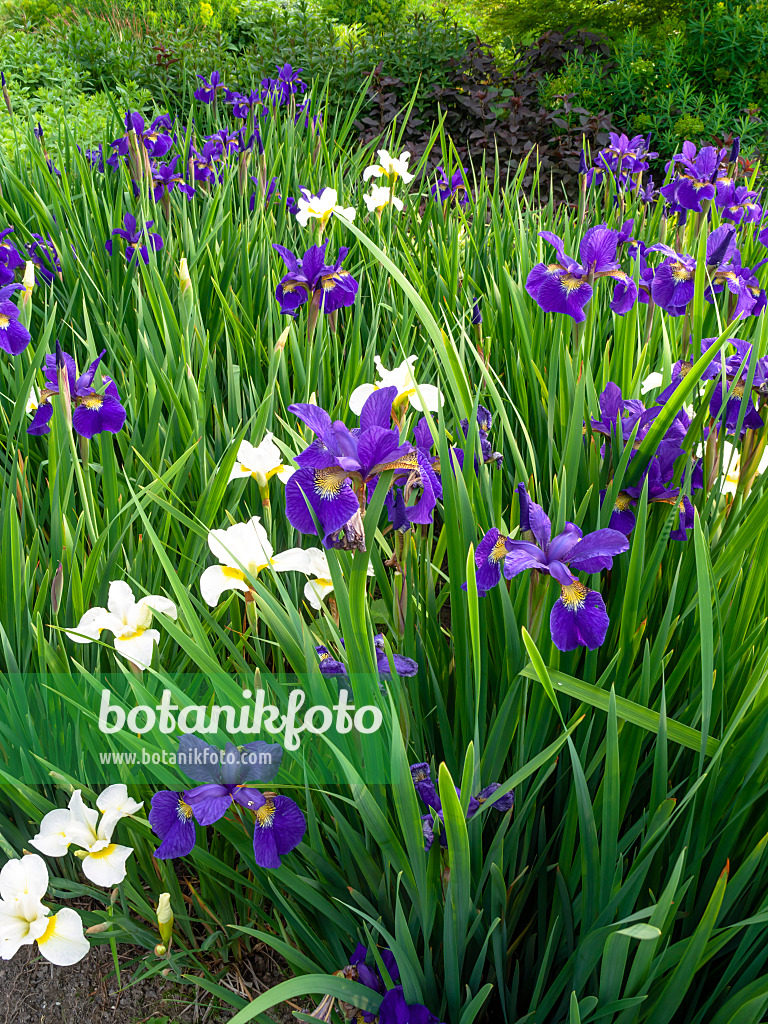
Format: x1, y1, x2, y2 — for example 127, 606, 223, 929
2, 58, 768, 1024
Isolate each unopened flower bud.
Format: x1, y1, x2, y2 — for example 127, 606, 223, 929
51, 561, 63, 614
21, 261, 34, 307
86, 921, 112, 935
275, 324, 290, 352
179, 258, 192, 296
2, 73, 12, 118
157, 892, 173, 945
55, 341, 72, 429
155, 943, 167, 956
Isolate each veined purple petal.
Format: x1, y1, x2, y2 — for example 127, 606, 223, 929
149, 790, 197, 859
183, 783, 233, 826
359, 385, 398, 431
550, 584, 610, 651
567, 528, 629, 568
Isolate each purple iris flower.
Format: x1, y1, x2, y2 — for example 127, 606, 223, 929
83, 143, 105, 173
261, 63, 307, 105
194, 70, 226, 103
226, 89, 262, 119
431, 166, 470, 206
273, 241, 358, 319
449, 406, 503, 475
0, 283, 30, 354
707, 340, 768, 435
717, 183, 762, 224
589, 382, 648, 446
149, 790, 197, 858
411, 763, 511, 852
380, 418, 442, 531
27, 233, 60, 284
468, 485, 628, 651
295, 99, 320, 130
661, 143, 725, 212
112, 112, 174, 161
152, 156, 195, 203
378, 987, 444, 1024
471, 296, 482, 324
647, 225, 740, 317
28, 344, 126, 438
0, 228, 24, 286
190, 139, 224, 184
158, 735, 306, 870
316, 633, 418, 679
205, 127, 241, 155
526, 223, 637, 322
587, 134, 657, 189
249, 175, 279, 213
105, 213, 163, 265
285, 388, 412, 548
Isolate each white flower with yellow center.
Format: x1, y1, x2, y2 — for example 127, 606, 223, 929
299, 548, 375, 610
30, 790, 135, 887
363, 185, 404, 216
349, 355, 443, 417
0, 854, 89, 966
200, 517, 321, 606
228, 434, 294, 486
362, 149, 414, 184
295, 188, 356, 230
65, 581, 178, 670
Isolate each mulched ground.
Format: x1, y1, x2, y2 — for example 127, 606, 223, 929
0, 943, 307, 1024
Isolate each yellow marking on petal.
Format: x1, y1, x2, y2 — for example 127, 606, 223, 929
221, 566, 247, 581
614, 491, 633, 511
312, 577, 333, 587
490, 536, 509, 562
671, 263, 693, 281
177, 798, 194, 821
560, 580, 588, 609
255, 799, 276, 827
313, 467, 348, 498
36, 915, 57, 946
120, 626, 146, 641
88, 843, 119, 859
0, 314, 9, 329
381, 453, 419, 472
560, 274, 585, 291
81, 393, 104, 410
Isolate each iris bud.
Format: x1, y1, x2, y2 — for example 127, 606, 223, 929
51, 561, 63, 614
157, 892, 173, 945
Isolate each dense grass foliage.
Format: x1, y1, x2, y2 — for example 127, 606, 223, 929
1, 81, 768, 1024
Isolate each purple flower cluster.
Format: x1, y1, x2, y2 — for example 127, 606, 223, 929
468, 483, 629, 651
316, 634, 419, 680
149, 736, 305, 870
584, 132, 657, 191
0, 283, 30, 355
591, 383, 701, 541
28, 343, 126, 438
273, 241, 359, 321
285, 390, 499, 550
526, 222, 637, 322
105, 213, 163, 265
411, 762, 513, 851
344, 945, 444, 1024
634, 224, 766, 319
